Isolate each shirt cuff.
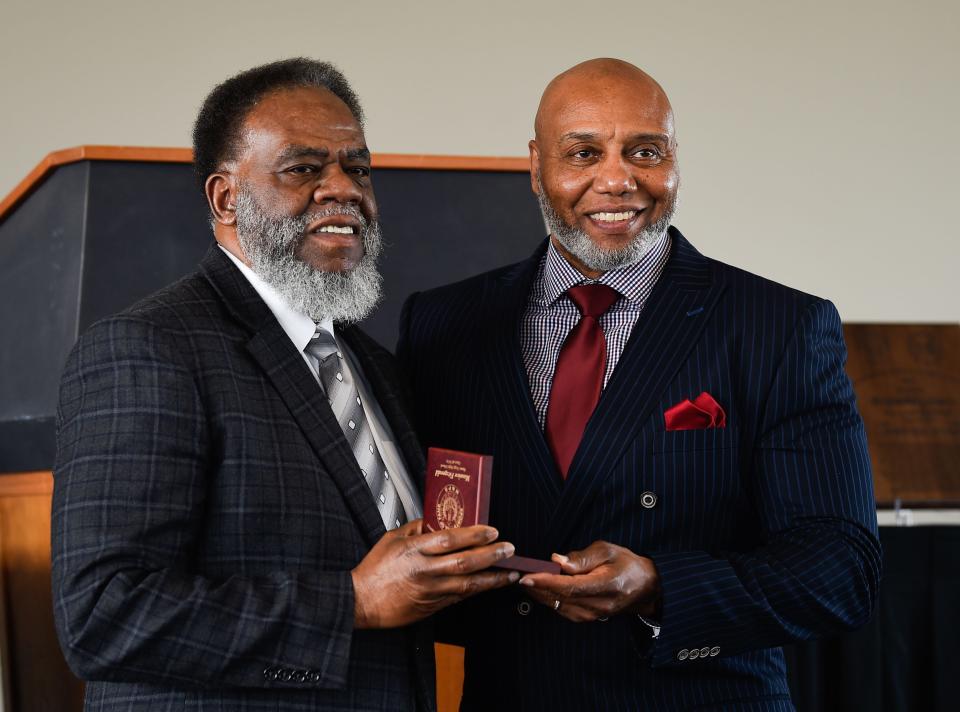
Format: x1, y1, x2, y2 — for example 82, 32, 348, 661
637, 614, 661, 639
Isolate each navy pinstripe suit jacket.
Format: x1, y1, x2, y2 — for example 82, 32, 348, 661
52, 245, 434, 712
397, 228, 881, 711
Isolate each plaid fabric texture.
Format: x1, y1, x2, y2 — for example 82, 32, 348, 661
52, 245, 433, 712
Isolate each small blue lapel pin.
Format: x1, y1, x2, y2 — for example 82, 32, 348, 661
686, 306, 704, 317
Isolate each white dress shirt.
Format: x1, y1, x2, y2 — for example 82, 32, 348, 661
219, 245, 421, 523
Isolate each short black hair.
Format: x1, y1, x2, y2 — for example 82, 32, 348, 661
191, 58, 364, 191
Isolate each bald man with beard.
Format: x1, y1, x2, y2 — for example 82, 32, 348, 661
398, 59, 881, 711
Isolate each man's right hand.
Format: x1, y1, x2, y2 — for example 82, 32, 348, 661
351, 520, 518, 629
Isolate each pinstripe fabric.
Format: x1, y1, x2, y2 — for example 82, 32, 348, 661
522, 233, 671, 426
397, 227, 881, 712
52, 244, 434, 712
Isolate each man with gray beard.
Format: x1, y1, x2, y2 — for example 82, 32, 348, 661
233, 193, 384, 324
398, 59, 879, 710
51, 58, 517, 712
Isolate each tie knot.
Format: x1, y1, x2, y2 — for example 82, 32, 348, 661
306, 328, 339, 361
566, 284, 620, 318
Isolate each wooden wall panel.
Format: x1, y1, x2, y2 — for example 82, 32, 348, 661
843, 324, 960, 506
0, 472, 83, 711
435, 643, 464, 712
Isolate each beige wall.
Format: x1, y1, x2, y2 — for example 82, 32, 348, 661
3, 0, 957, 321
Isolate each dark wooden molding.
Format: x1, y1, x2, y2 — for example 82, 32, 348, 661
0, 146, 529, 222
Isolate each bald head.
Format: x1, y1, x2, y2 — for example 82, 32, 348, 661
534, 59, 674, 142
528, 58, 679, 279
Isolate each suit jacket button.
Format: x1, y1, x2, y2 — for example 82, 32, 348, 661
263, 667, 274, 680
677, 649, 689, 661
640, 491, 658, 509
710, 646, 720, 657
518, 601, 532, 616
279, 669, 293, 682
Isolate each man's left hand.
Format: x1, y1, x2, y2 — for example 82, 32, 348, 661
518, 541, 661, 622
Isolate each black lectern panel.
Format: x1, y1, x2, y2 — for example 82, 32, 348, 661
369, 169, 543, 348
0, 164, 90, 470
0, 163, 87, 420
0, 159, 543, 470
78, 161, 210, 330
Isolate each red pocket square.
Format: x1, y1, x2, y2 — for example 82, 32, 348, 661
664, 392, 727, 431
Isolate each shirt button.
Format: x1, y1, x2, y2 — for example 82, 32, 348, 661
640, 491, 658, 509
677, 649, 689, 661
518, 601, 532, 616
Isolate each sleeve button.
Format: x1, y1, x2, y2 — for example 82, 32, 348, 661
677, 649, 689, 661
689, 648, 700, 660
710, 646, 720, 657
518, 601, 532, 616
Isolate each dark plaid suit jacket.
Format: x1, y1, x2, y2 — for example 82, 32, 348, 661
397, 228, 882, 712
52, 245, 433, 711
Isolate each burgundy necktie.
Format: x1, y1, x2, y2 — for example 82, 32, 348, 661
545, 284, 620, 478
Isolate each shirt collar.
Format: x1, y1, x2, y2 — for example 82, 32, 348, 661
218, 245, 333, 351
541, 231, 672, 305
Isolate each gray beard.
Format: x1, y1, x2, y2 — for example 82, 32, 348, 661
234, 190, 383, 324
535, 173, 675, 272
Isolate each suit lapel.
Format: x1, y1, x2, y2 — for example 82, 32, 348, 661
545, 229, 728, 548
482, 242, 564, 511
200, 246, 386, 547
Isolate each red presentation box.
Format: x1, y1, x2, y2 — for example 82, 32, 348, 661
424, 447, 561, 575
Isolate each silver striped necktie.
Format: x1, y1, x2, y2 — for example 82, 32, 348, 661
306, 328, 405, 530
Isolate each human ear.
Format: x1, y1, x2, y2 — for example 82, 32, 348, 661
528, 140, 541, 195
205, 172, 237, 226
